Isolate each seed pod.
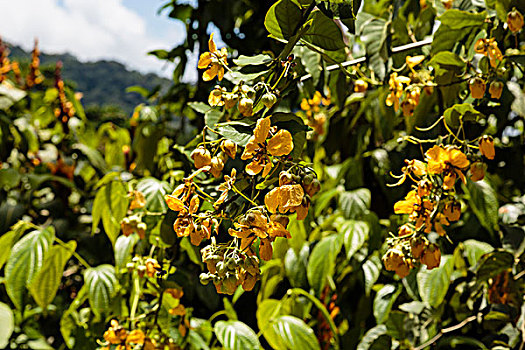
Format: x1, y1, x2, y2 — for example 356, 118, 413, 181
302, 173, 314, 186
261, 92, 277, 109
279, 171, 294, 186
241, 85, 256, 99
191, 146, 212, 169
238, 97, 253, 116
210, 156, 224, 178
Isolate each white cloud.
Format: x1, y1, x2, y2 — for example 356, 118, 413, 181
0, 0, 181, 77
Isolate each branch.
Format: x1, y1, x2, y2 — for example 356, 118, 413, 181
300, 38, 433, 82
413, 314, 478, 350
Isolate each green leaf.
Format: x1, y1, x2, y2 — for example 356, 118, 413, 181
0, 221, 32, 270
303, 11, 346, 51
462, 239, 493, 266
264, 0, 302, 40
284, 244, 309, 288
464, 179, 499, 234
136, 177, 171, 213
0, 302, 14, 348
0, 82, 26, 110
362, 255, 382, 296
214, 320, 260, 350
5, 227, 55, 309
268, 316, 320, 350
114, 234, 139, 270
307, 234, 343, 295
475, 250, 514, 282
0, 168, 21, 190
233, 54, 273, 66
317, 0, 355, 20
28, 241, 76, 309
339, 220, 369, 260
84, 265, 117, 315
417, 255, 454, 308
205, 109, 222, 128
357, 325, 390, 350
443, 103, 484, 129
338, 188, 371, 219
438, 10, 487, 29
373, 284, 401, 324
188, 102, 212, 114
429, 51, 465, 69
92, 181, 129, 245
223, 298, 238, 320
217, 122, 254, 147
72, 143, 108, 172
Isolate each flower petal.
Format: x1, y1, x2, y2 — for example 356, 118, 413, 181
254, 117, 271, 143
265, 187, 281, 213
197, 52, 212, 69
267, 129, 294, 156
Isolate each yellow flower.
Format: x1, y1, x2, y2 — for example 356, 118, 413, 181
241, 117, 294, 177
300, 91, 329, 116
382, 248, 411, 278
410, 236, 427, 259
129, 190, 146, 210
221, 139, 237, 159
197, 34, 228, 81
425, 145, 469, 189
126, 330, 145, 346
215, 169, 236, 207
406, 55, 425, 69
474, 38, 503, 68
265, 183, 309, 219
354, 79, 368, 93
479, 135, 495, 160
433, 213, 449, 236
401, 86, 421, 117
394, 190, 434, 232
507, 8, 524, 33
210, 156, 224, 178
386, 73, 411, 112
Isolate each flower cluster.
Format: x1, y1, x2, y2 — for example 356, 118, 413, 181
99, 320, 145, 350
300, 91, 330, 138
384, 140, 496, 277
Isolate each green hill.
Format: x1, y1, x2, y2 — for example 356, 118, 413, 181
8, 44, 171, 114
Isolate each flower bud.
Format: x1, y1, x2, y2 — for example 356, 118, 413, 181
191, 146, 212, 169
469, 77, 486, 99
469, 161, 486, 181
208, 87, 225, 107
210, 156, 224, 178
221, 139, 237, 159
488, 81, 504, 99
507, 8, 524, 33
279, 171, 294, 186
241, 85, 256, 99
479, 135, 495, 160
238, 97, 253, 116
261, 92, 277, 109
354, 79, 368, 93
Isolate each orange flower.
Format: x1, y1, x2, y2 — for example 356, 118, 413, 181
198, 34, 228, 81
129, 190, 146, 210
383, 248, 411, 278
241, 117, 294, 177
215, 168, 236, 207
410, 236, 427, 258
265, 182, 308, 219
425, 145, 469, 189
469, 161, 485, 181
389, 159, 427, 186
191, 146, 212, 169
443, 201, 461, 222
479, 135, 495, 160
474, 38, 503, 68
488, 81, 504, 99
433, 213, 449, 236
386, 72, 411, 112
354, 79, 368, 93
401, 87, 421, 117
420, 244, 441, 269
394, 190, 434, 231
469, 77, 486, 99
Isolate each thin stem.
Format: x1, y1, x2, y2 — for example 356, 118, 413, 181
54, 237, 91, 269
413, 314, 478, 350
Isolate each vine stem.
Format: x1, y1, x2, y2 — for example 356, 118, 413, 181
300, 38, 433, 82
412, 314, 478, 350
54, 237, 91, 269
287, 288, 340, 350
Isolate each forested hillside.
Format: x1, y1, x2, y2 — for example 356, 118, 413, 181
8, 43, 170, 113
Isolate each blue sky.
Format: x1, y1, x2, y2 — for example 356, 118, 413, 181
0, 0, 189, 78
